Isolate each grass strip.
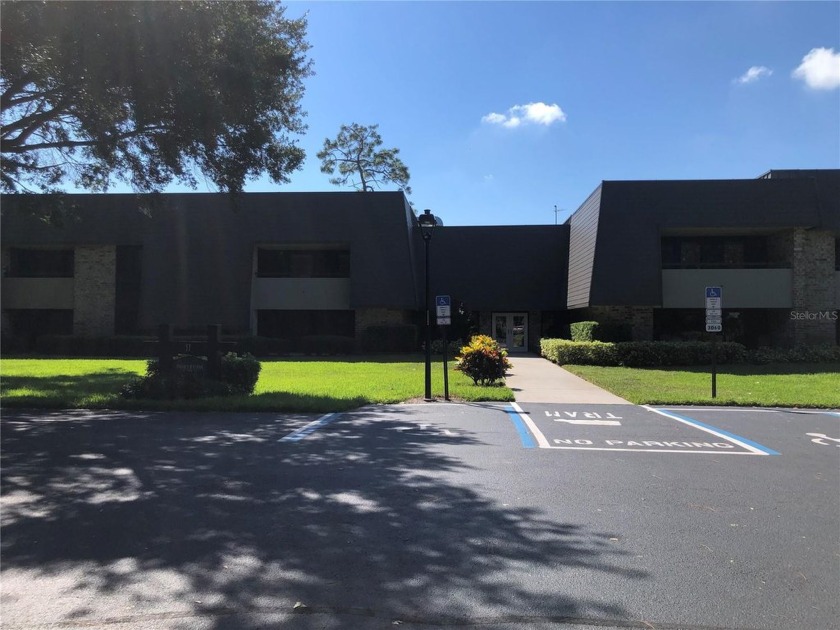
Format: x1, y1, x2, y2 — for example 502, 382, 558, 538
563, 363, 840, 408
0, 356, 513, 412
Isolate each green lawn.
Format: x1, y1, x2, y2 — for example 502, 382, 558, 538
563, 363, 840, 408
0, 356, 513, 412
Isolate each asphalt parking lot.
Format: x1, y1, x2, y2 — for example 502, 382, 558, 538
1, 404, 838, 629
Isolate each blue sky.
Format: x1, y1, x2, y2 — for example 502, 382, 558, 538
166, 2, 840, 225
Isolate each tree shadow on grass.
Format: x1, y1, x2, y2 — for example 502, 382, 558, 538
0, 370, 139, 408
1, 407, 647, 628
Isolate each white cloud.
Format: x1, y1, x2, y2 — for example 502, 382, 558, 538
481, 102, 567, 128
792, 47, 840, 90
735, 66, 772, 84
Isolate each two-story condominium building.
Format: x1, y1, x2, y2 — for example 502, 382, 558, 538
2, 169, 838, 351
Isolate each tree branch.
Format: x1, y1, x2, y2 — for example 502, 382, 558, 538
2, 125, 170, 154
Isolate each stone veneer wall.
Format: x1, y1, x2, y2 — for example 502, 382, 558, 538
583, 306, 654, 341
73, 246, 116, 336
791, 228, 836, 346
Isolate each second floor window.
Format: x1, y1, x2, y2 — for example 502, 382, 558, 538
661, 236, 782, 269
257, 248, 350, 278
7, 248, 74, 277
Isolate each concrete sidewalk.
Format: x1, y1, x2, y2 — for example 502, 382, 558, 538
505, 354, 631, 404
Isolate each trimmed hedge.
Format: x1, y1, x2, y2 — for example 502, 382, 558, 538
297, 335, 356, 355
569, 321, 633, 343
749, 345, 840, 364
358, 325, 418, 353
570, 321, 598, 342
236, 336, 292, 356
541, 338, 840, 367
430, 338, 463, 356
33, 335, 155, 357
540, 339, 748, 367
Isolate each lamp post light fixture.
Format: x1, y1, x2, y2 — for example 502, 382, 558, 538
418, 208, 438, 401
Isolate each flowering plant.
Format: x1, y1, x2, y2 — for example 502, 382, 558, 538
454, 335, 512, 386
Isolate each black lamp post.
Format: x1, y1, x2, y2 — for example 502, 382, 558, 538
418, 208, 437, 401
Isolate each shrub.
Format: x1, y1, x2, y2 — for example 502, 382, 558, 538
236, 336, 291, 356
569, 320, 632, 343
570, 321, 598, 342
359, 325, 418, 353
219, 352, 261, 394
749, 345, 840, 364
430, 338, 463, 356
540, 339, 619, 366
540, 339, 748, 367
298, 335, 356, 355
121, 352, 261, 400
455, 335, 512, 386
32, 335, 155, 357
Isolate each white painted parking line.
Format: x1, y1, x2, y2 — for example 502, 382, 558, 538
670, 408, 780, 413
279, 413, 340, 443
510, 402, 551, 448
512, 404, 780, 455
646, 407, 779, 456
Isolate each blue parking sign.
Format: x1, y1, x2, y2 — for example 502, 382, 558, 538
436, 295, 451, 307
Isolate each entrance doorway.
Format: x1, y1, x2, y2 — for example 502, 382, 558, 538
493, 312, 528, 352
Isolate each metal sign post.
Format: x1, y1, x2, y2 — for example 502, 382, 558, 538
705, 287, 722, 398
436, 295, 451, 401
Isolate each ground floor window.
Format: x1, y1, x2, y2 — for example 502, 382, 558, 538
3, 309, 73, 350
256, 309, 355, 339
653, 308, 789, 347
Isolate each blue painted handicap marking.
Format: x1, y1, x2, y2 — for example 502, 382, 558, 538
505, 405, 536, 448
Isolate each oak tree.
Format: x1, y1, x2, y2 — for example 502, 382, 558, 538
1, 1, 312, 194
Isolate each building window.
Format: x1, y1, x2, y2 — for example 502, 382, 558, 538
8, 248, 74, 277
257, 310, 355, 338
256, 247, 350, 278
661, 236, 781, 269
4, 309, 73, 349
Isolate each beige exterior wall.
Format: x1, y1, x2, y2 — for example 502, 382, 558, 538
2, 278, 75, 309
73, 246, 116, 336
661, 269, 793, 308
835, 271, 840, 308
251, 278, 351, 310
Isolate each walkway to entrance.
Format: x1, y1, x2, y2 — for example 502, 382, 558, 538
505, 354, 631, 404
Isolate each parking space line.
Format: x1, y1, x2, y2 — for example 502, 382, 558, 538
279, 413, 340, 443
647, 407, 780, 456
509, 403, 551, 448
505, 405, 536, 448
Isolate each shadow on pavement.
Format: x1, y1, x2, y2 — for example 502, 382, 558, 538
1, 408, 647, 628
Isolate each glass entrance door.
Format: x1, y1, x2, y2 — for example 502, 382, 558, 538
492, 312, 528, 352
